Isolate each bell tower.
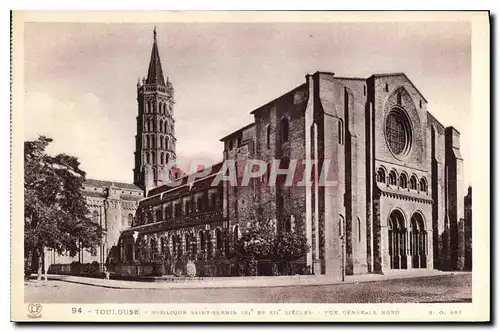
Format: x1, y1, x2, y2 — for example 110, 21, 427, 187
134, 27, 176, 195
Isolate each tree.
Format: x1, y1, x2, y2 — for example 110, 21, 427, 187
273, 222, 310, 274
24, 136, 103, 281
234, 217, 276, 261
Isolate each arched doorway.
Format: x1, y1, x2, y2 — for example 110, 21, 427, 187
410, 213, 427, 268
388, 210, 408, 269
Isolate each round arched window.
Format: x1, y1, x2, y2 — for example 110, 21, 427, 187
385, 108, 412, 155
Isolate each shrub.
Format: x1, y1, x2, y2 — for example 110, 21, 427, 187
216, 259, 231, 276
245, 259, 258, 276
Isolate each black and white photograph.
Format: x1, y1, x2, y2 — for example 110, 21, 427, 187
10, 10, 490, 322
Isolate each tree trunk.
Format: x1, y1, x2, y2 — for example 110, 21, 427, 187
44, 249, 49, 281
36, 248, 43, 281
25, 249, 33, 280
30, 248, 39, 280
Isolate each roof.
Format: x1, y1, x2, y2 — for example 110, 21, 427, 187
332, 76, 366, 81
145, 28, 165, 85
147, 161, 224, 197
84, 178, 142, 191
219, 123, 255, 142
369, 73, 428, 103
250, 83, 307, 115
82, 191, 105, 198
427, 112, 445, 131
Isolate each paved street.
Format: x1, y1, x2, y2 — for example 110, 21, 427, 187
25, 274, 471, 303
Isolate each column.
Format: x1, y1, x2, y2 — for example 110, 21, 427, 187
407, 230, 412, 269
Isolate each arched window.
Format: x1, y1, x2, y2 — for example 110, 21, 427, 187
266, 125, 271, 149
160, 237, 166, 254
196, 196, 203, 211
165, 137, 169, 150
163, 103, 167, 114
410, 176, 418, 190
283, 216, 291, 233
160, 152, 164, 164
209, 193, 216, 209
215, 228, 222, 249
152, 237, 158, 252
399, 173, 408, 189
338, 118, 344, 145
171, 235, 177, 257
388, 170, 397, 186
281, 118, 289, 142
164, 122, 168, 133
145, 152, 150, 164
92, 211, 99, 223
151, 152, 156, 164
206, 231, 213, 259
419, 178, 427, 192
377, 167, 386, 183
127, 214, 133, 227
185, 233, 190, 253
159, 120, 163, 133
149, 120, 153, 132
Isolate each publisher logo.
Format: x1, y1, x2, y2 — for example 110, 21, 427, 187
27, 303, 42, 319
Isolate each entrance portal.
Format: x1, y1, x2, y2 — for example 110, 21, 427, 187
388, 210, 408, 269
410, 213, 427, 268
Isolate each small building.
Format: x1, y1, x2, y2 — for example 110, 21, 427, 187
46, 179, 143, 273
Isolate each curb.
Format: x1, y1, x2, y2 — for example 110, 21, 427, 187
41, 271, 467, 290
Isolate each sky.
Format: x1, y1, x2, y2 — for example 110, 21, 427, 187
23, 22, 471, 186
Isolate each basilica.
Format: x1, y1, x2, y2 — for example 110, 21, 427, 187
48, 29, 468, 278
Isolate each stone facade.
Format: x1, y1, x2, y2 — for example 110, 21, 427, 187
49, 30, 468, 278
117, 164, 227, 265
116, 69, 466, 279
46, 179, 143, 267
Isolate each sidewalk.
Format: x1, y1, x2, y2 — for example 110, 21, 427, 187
40, 270, 468, 290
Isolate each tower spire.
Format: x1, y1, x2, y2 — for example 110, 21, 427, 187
146, 26, 165, 85
134, 29, 176, 194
